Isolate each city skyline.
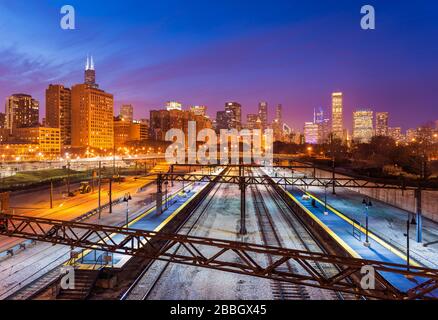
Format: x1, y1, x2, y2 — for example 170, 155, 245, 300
1, 1, 438, 132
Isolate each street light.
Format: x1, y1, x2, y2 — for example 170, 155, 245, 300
123, 192, 132, 229
362, 198, 372, 247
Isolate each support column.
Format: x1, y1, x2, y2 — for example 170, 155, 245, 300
156, 174, 163, 215
332, 157, 336, 195
239, 165, 247, 235
170, 165, 174, 187
415, 187, 423, 243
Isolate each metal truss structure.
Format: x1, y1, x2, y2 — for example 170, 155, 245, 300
0, 213, 437, 300
158, 173, 418, 190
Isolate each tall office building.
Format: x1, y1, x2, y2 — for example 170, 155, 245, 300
275, 104, 282, 123
46, 84, 72, 146
375, 112, 389, 136
258, 101, 268, 130
331, 92, 344, 139
215, 111, 229, 133
5, 94, 39, 132
71, 83, 114, 149
84, 56, 97, 88
120, 104, 134, 122
225, 102, 242, 130
353, 110, 374, 143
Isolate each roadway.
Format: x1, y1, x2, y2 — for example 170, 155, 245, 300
0, 176, 156, 253
0, 179, 185, 299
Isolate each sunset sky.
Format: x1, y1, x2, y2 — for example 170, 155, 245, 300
1, 0, 437, 131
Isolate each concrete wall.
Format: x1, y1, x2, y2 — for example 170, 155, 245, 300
298, 167, 438, 223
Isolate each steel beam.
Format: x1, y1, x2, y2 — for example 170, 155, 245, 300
0, 213, 437, 300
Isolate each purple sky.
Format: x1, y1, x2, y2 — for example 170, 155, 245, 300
1, 0, 438, 132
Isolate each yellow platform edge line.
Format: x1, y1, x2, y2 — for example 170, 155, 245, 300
303, 190, 420, 267
281, 186, 362, 259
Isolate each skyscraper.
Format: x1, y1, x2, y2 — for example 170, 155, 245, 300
225, 102, 242, 130
215, 111, 229, 133
331, 92, 343, 139
46, 84, 72, 146
353, 110, 374, 143
258, 101, 268, 130
275, 104, 282, 123
375, 112, 389, 136
84, 56, 97, 88
5, 94, 39, 132
120, 104, 134, 122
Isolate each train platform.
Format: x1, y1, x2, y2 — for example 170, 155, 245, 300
264, 169, 438, 298
74, 181, 209, 269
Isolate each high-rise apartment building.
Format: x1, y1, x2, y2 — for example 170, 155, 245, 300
258, 101, 268, 130
5, 94, 39, 132
71, 84, 114, 149
120, 104, 134, 122
46, 84, 72, 146
331, 92, 343, 140
225, 102, 242, 130
375, 112, 389, 136
353, 110, 374, 143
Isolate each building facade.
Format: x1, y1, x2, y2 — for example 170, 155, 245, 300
353, 110, 374, 143
258, 101, 268, 130
45, 84, 72, 146
375, 112, 389, 136
225, 102, 242, 130
331, 92, 344, 140
71, 84, 114, 150
5, 94, 39, 132
120, 104, 134, 122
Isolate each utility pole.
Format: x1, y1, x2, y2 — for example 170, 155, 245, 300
98, 161, 102, 219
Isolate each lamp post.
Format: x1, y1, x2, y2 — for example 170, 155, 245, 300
123, 192, 132, 229
324, 183, 328, 215
362, 198, 372, 247
405, 215, 417, 272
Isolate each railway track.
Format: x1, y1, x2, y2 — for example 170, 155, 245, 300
249, 179, 310, 300
121, 169, 229, 300
257, 169, 360, 300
